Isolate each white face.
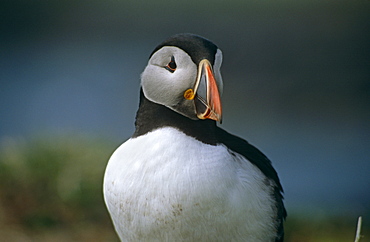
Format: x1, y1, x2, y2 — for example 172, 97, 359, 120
141, 46, 223, 120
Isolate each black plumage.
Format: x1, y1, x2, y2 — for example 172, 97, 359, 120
133, 89, 287, 241
150, 33, 219, 65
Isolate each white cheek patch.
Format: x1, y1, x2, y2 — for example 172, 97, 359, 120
141, 65, 174, 104
149, 48, 173, 66
141, 47, 198, 107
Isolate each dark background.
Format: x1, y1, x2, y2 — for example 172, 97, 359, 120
1, 0, 369, 240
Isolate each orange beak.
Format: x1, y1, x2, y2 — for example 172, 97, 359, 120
191, 59, 222, 122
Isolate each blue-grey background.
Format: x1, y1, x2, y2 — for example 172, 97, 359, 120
1, 0, 369, 217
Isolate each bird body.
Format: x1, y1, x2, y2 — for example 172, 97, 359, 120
105, 127, 278, 241
104, 33, 286, 241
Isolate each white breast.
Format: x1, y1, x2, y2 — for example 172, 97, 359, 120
103, 127, 278, 242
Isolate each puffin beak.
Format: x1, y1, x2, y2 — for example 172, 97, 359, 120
186, 59, 222, 122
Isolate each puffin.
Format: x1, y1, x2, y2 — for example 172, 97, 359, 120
103, 33, 286, 242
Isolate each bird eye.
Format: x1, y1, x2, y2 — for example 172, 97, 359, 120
164, 56, 177, 73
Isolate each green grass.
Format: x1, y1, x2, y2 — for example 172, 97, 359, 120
0, 134, 118, 241
285, 215, 365, 242
0, 135, 367, 241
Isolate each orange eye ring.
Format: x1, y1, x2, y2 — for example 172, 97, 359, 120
164, 56, 177, 73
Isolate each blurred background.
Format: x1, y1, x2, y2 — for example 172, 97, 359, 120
1, 0, 369, 241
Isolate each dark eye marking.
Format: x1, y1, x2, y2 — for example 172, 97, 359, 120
164, 56, 177, 73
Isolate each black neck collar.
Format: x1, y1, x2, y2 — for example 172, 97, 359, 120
132, 89, 218, 145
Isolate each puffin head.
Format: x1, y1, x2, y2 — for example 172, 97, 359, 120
141, 33, 223, 122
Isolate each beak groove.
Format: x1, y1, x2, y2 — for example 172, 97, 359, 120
192, 59, 222, 122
